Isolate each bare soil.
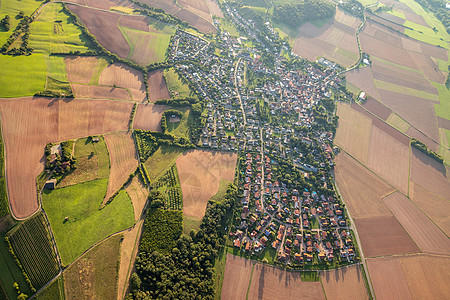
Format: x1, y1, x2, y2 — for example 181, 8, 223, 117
125, 177, 148, 222
221, 254, 254, 300
99, 63, 146, 102
66, 56, 98, 84
147, 70, 170, 102
71, 84, 132, 101
362, 97, 391, 121
320, 265, 369, 300
133, 103, 165, 131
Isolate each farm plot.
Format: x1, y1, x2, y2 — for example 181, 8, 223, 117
0, 97, 132, 220
320, 265, 369, 300
151, 165, 183, 210
125, 177, 148, 221
362, 97, 391, 121
134, 103, 165, 131
205, 0, 224, 17
334, 153, 394, 218
383, 192, 450, 254
345, 67, 380, 100
334, 102, 372, 163
104, 132, 138, 201
176, 150, 237, 219
221, 254, 254, 300
71, 84, 132, 100
65, 56, 99, 84
99, 63, 146, 102
8, 213, 59, 290
67, 4, 130, 58
179, 0, 212, 23
143, 145, 185, 180
147, 70, 170, 102
176, 9, 216, 33
248, 263, 325, 300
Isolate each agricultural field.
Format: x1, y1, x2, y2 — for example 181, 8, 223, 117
176, 150, 237, 219
35, 276, 64, 300
151, 165, 183, 210
134, 103, 166, 131
0, 120, 9, 218
147, 69, 170, 102
320, 265, 369, 300
125, 177, 148, 221
99, 63, 146, 102
163, 68, 194, 98
43, 180, 134, 265
64, 234, 123, 300
221, 254, 254, 300
0, 97, 132, 219
143, 145, 185, 180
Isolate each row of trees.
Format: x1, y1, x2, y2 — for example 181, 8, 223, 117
273, 0, 336, 28
0, 13, 34, 55
0, 15, 10, 31
411, 138, 444, 163
414, 0, 450, 33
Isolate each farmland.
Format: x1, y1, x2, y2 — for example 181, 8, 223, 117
35, 276, 64, 300
147, 69, 170, 102
99, 63, 146, 102
143, 145, 185, 180
151, 164, 183, 210
134, 103, 165, 131
320, 265, 369, 300
221, 254, 254, 300
125, 177, 148, 221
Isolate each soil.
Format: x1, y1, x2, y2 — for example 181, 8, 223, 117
133, 103, 165, 131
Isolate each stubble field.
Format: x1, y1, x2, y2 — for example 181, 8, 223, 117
320, 265, 369, 300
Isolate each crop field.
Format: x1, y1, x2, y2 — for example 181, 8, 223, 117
134, 103, 166, 131
36, 276, 64, 300
221, 254, 254, 300
64, 234, 122, 300
361, 97, 391, 121
65, 56, 99, 84
43, 178, 134, 265
71, 83, 132, 100
355, 215, 420, 257
104, 132, 138, 201
176, 8, 216, 33
386, 113, 410, 133
125, 176, 148, 221
99, 63, 146, 102
143, 145, 185, 180
0, 97, 132, 219
147, 70, 170, 102
334, 153, 394, 218
320, 265, 369, 300
205, 0, 224, 18
179, 0, 212, 22
8, 213, 59, 290
176, 150, 237, 218
334, 102, 372, 163
383, 192, 450, 254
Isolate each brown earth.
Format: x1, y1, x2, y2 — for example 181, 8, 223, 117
104, 132, 138, 202
345, 67, 380, 99
175, 9, 216, 33
334, 153, 394, 218
383, 191, 450, 254
118, 14, 149, 32
147, 70, 170, 102
221, 254, 254, 300
420, 42, 448, 61
362, 97, 391, 120
320, 265, 369, 300
409, 51, 446, 84
177, 150, 237, 219
355, 215, 420, 257
99, 63, 146, 102
179, 0, 212, 23
367, 16, 405, 33
67, 4, 130, 58
135, 0, 180, 14
205, 0, 223, 18
71, 84, 132, 101
65, 56, 98, 84
125, 177, 148, 222
406, 126, 440, 152
0, 97, 133, 219
437, 116, 450, 130
133, 103, 165, 131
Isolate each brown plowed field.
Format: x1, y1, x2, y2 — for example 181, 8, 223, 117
409, 51, 446, 84
410, 182, 450, 235
99, 63, 146, 102
67, 4, 130, 58
0, 97, 132, 219
104, 132, 138, 202
420, 42, 448, 61
136, 0, 180, 14
125, 177, 148, 222
205, 0, 223, 18
410, 147, 450, 201
335, 102, 372, 163
320, 265, 369, 300
66, 56, 98, 84
179, 0, 212, 23
345, 67, 380, 99
133, 104, 165, 131
118, 15, 149, 32
355, 216, 419, 257
367, 16, 405, 33
147, 70, 170, 102
177, 150, 237, 218
71, 84, 132, 101
437, 116, 450, 130
334, 153, 394, 218
221, 254, 254, 300
362, 97, 391, 120
406, 126, 439, 152
248, 263, 325, 300
384, 192, 450, 254
366, 125, 410, 194
175, 9, 216, 33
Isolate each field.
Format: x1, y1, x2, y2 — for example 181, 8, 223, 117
386, 113, 410, 133
125, 177, 148, 221
221, 254, 254, 300
147, 70, 170, 102
152, 165, 183, 210
134, 103, 166, 131
36, 276, 64, 300
143, 145, 185, 180
0, 97, 133, 219
71, 83, 132, 100
43, 180, 134, 265
362, 97, 391, 121
354, 216, 419, 257
104, 132, 138, 201
64, 234, 122, 300
99, 63, 146, 102
8, 213, 59, 290
320, 265, 369, 300
65, 56, 100, 84
0, 118, 9, 218
176, 150, 237, 218
383, 192, 450, 254
334, 153, 394, 218
163, 68, 193, 98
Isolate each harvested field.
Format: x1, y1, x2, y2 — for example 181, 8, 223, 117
99, 63, 146, 102
147, 70, 170, 102
383, 192, 450, 254
0, 97, 132, 219
345, 67, 380, 99
386, 113, 410, 133
362, 97, 391, 121
104, 132, 138, 201
420, 42, 448, 61
133, 103, 165, 131
248, 263, 325, 300
366, 124, 410, 194
367, 16, 405, 33
120, 28, 169, 66
125, 177, 148, 221
175, 9, 216, 33
179, 0, 212, 23
355, 216, 419, 257
221, 254, 254, 300
437, 116, 450, 130
118, 15, 149, 32
406, 126, 440, 152
335, 102, 372, 163
320, 265, 369, 300
410, 147, 450, 201
177, 150, 237, 219
409, 51, 446, 84
136, 0, 180, 14
67, 5, 130, 58
334, 153, 394, 218
65, 56, 98, 84
205, 0, 223, 18
71, 84, 132, 101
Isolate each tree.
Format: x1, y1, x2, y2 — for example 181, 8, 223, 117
130, 273, 141, 291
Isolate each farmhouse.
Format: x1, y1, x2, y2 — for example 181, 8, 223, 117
44, 179, 57, 190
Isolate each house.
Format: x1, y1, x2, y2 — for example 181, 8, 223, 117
44, 179, 57, 190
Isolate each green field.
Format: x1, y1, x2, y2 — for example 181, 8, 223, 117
387, 113, 410, 133
433, 81, 450, 120
210, 180, 232, 202
36, 276, 64, 300
144, 145, 185, 180
43, 179, 134, 265
163, 68, 193, 97
183, 215, 202, 235
373, 79, 439, 102
213, 247, 228, 300
166, 108, 191, 140
8, 213, 59, 290
220, 18, 243, 37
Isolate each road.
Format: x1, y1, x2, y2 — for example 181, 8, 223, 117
234, 58, 246, 126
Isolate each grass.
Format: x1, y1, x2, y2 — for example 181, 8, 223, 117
89, 57, 109, 85
220, 18, 243, 37
42, 179, 134, 266
373, 79, 439, 102
310, 217, 320, 229
45, 55, 69, 82
183, 215, 202, 235
387, 112, 410, 133
110, 6, 135, 14
433, 81, 450, 120
0, 119, 9, 218
64, 234, 122, 300
36, 276, 65, 300
143, 145, 185, 180
301, 270, 319, 281
163, 68, 193, 97
261, 247, 277, 264
438, 128, 450, 164
356, 0, 378, 6
210, 179, 232, 202
213, 246, 228, 300
167, 108, 191, 140
436, 59, 448, 73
